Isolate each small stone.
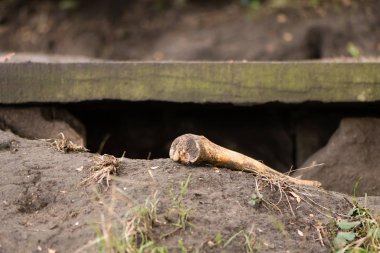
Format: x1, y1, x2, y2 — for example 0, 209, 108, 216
282, 32, 293, 42
207, 241, 215, 247
276, 14, 288, 23
75, 166, 83, 172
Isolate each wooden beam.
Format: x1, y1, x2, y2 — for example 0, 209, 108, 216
1, 62, 380, 104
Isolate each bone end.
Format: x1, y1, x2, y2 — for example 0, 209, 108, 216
169, 134, 201, 164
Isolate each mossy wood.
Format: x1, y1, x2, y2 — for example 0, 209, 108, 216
1, 62, 380, 103
170, 134, 321, 187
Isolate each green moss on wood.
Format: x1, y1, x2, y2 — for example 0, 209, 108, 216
1, 62, 380, 104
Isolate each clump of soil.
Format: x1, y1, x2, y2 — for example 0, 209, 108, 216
0, 129, 357, 252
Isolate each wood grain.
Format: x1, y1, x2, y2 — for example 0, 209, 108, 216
1, 61, 380, 104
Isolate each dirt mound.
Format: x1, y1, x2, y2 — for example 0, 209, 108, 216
294, 118, 380, 196
0, 107, 86, 146
0, 129, 356, 252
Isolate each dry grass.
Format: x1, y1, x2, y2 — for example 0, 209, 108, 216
96, 188, 167, 253
248, 174, 365, 250
51, 133, 88, 153
73, 188, 164, 253
77, 176, 195, 252
250, 173, 349, 219
245, 173, 352, 251
81, 154, 121, 187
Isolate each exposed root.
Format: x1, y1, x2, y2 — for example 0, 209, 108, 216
81, 154, 120, 187
251, 174, 343, 220
51, 133, 88, 153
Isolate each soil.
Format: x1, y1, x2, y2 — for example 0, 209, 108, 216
0, 129, 357, 253
294, 118, 380, 196
0, 107, 86, 146
0, 0, 379, 61
1, 1, 380, 252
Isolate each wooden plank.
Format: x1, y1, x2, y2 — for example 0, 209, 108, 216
1, 62, 380, 104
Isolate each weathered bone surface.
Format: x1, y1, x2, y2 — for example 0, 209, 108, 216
170, 134, 321, 187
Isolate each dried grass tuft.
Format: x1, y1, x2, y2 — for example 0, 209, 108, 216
81, 154, 120, 187
51, 133, 88, 153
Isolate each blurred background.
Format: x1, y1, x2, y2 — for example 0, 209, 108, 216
0, 0, 379, 61
1, 0, 380, 178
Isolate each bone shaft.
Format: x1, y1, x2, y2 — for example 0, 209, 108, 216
170, 134, 321, 187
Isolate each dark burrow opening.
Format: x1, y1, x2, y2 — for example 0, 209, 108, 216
61, 101, 380, 173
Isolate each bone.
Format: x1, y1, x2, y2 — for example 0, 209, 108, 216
169, 134, 321, 187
